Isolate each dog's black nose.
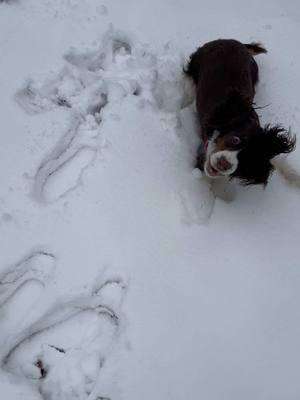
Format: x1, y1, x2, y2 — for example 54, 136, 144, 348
216, 156, 232, 172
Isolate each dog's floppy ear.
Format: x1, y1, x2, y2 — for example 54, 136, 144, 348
264, 125, 296, 158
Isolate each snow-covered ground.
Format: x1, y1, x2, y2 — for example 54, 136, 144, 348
1, 1, 300, 399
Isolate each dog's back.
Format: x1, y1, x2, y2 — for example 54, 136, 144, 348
185, 39, 266, 126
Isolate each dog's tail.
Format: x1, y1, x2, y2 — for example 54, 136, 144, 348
244, 42, 267, 56
272, 155, 300, 189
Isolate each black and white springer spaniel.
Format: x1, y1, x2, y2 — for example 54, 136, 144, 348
185, 39, 296, 185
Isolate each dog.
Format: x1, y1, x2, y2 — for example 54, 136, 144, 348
184, 39, 296, 185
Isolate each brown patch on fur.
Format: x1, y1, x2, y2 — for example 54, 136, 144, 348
214, 136, 228, 152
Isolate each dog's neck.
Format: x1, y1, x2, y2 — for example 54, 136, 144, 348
206, 90, 259, 134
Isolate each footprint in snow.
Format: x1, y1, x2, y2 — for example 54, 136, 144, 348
0, 251, 56, 364
0, 253, 126, 400
0, 250, 56, 307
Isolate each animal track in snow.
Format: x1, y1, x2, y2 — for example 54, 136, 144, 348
16, 27, 193, 203
32, 116, 98, 203
179, 169, 215, 225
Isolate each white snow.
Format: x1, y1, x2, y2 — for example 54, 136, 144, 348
1, 1, 300, 399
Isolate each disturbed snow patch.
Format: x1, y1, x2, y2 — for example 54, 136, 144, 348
16, 26, 214, 223
179, 168, 215, 225
0, 251, 127, 400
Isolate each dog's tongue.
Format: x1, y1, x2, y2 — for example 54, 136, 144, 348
207, 162, 219, 176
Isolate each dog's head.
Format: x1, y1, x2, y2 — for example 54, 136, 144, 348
203, 92, 296, 185
204, 125, 296, 186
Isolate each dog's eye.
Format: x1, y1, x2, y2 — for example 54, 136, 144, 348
231, 136, 241, 146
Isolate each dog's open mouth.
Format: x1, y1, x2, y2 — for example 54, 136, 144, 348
206, 159, 221, 177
